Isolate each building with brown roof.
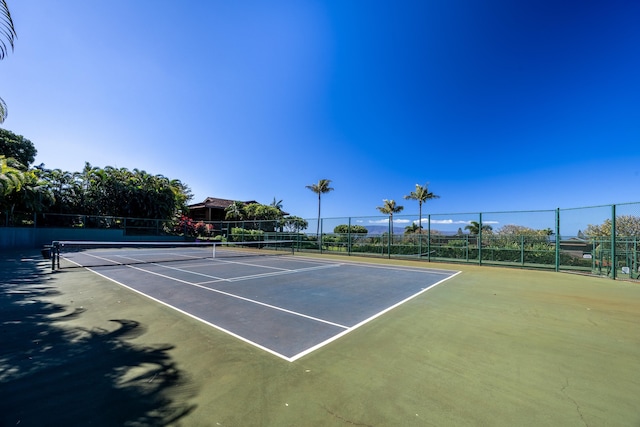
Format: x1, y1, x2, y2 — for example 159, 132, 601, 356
187, 197, 257, 222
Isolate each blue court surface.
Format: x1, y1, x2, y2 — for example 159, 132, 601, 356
75, 254, 460, 361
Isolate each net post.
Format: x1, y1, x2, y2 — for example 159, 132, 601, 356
51, 241, 59, 271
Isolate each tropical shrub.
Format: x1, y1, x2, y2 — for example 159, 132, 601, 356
333, 224, 368, 234
230, 227, 264, 242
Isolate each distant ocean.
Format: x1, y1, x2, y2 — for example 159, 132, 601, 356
363, 225, 460, 236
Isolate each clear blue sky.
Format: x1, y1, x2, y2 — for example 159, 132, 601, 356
2, 1, 639, 232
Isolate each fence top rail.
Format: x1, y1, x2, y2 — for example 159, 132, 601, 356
319, 210, 557, 221
557, 201, 640, 211
430, 209, 556, 216
318, 202, 640, 221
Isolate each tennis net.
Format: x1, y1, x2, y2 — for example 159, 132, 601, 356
51, 240, 296, 270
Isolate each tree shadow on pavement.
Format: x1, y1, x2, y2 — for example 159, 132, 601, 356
0, 251, 197, 426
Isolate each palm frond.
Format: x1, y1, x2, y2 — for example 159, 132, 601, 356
0, 0, 17, 60
0, 96, 6, 123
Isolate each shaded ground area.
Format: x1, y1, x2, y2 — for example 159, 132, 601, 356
0, 251, 196, 426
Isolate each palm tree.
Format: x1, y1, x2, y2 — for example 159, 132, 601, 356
376, 199, 404, 237
270, 197, 283, 212
404, 183, 439, 231
305, 179, 334, 237
404, 223, 420, 234
225, 201, 245, 222
0, 155, 23, 197
38, 167, 76, 213
1, 0, 17, 123
14, 169, 54, 213
464, 221, 492, 235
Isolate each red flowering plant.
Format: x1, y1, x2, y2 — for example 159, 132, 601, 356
194, 221, 216, 239
175, 215, 197, 237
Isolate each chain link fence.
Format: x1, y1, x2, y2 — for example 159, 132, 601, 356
4, 203, 640, 280
311, 203, 640, 281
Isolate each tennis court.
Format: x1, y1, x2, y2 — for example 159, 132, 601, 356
3, 248, 640, 426
54, 241, 460, 361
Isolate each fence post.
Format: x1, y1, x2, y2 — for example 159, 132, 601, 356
555, 208, 560, 272
348, 217, 352, 256
427, 214, 431, 262
465, 234, 469, 261
320, 218, 323, 254
611, 204, 616, 280
419, 217, 423, 259
387, 217, 391, 259
478, 213, 483, 265
629, 236, 638, 279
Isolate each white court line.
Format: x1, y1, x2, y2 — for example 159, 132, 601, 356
126, 257, 342, 284
82, 256, 461, 362
124, 264, 349, 330
226, 263, 342, 282
287, 270, 462, 362
79, 253, 124, 265
85, 267, 295, 361
67, 250, 209, 267
114, 252, 209, 263
291, 255, 456, 275
209, 256, 299, 271
143, 262, 229, 281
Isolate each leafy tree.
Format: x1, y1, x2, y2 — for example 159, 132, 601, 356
241, 202, 283, 231
334, 224, 368, 234
305, 179, 334, 237
403, 183, 439, 230
280, 216, 308, 233
585, 216, 640, 237
34, 164, 192, 220
464, 221, 493, 235
169, 178, 192, 215
376, 199, 404, 237
225, 200, 288, 231
0, 0, 17, 123
496, 225, 547, 236
0, 129, 37, 168
492, 224, 554, 248
243, 203, 282, 221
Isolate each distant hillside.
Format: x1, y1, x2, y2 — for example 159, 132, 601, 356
364, 225, 413, 235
